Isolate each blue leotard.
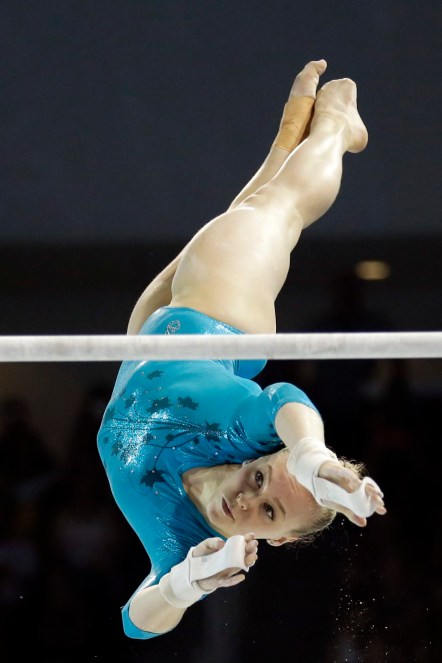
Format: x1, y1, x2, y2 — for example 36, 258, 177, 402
97, 306, 319, 639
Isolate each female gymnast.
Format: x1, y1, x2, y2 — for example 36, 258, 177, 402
97, 59, 386, 640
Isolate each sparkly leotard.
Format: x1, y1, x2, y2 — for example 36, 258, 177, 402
97, 307, 319, 639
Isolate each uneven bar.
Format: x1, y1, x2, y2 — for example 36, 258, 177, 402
0, 332, 441, 362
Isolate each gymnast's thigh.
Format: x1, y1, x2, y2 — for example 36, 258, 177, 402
169, 193, 300, 334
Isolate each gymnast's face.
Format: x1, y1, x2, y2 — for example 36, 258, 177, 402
207, 451, 319, 545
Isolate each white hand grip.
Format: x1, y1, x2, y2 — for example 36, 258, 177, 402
159, 535, 248, 609
189, 535, 248, 582
312, 476, 381, 517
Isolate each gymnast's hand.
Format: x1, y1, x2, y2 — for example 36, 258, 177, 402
317, 461, 387, 527
194, 532, 258, 592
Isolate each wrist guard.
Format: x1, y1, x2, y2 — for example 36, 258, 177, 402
287, 436, 381, 517
159, 535, 249, 609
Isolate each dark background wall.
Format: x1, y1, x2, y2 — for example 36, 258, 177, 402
1, 2, 441, 662
1, 0, 442, 243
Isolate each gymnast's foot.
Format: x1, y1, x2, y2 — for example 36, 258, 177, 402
313, 78, 368, 153
289, 59, 327, 99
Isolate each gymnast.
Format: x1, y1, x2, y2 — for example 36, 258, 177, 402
97, 59, 386, 639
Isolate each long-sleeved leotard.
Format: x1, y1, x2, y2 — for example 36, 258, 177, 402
97, 306, 319, 639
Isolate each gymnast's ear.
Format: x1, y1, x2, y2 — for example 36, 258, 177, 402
266, 536, 298, 547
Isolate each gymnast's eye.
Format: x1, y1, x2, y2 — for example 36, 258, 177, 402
255, 471, 273, 519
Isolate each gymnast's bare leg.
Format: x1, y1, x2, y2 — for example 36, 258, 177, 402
169, 77, 368, 334
127, 60, 326, 334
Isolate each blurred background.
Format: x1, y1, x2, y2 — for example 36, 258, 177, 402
1, 1, 441, 661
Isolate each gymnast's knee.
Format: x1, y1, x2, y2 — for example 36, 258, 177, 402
237, 180, 299, 224
238, 180, 283, 207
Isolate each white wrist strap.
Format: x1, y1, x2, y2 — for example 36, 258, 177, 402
159, 535, 248, 609
287, 436, 338, 497
287, 437, 381, 517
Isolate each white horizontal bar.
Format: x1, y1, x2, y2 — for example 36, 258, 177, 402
0, 332, 441, 362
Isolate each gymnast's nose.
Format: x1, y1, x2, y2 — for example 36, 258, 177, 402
236, 492, 250, 510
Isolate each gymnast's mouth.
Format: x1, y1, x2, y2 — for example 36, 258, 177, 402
222, 497, 234, 520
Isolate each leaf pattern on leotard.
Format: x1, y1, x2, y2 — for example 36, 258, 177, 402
177, 396, 199, 410
103, 369, 230, 491
204, 421, 222, 442
147, 370, 164, 380
124, 394, 137, 409
140, 467, 167, 488
147, 397, 171, 414
111, 439, 124, 456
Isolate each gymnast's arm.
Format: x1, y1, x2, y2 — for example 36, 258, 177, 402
126, 534, 258, 638
127, 583, 186, 635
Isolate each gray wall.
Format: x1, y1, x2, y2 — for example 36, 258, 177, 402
1, 0, 441, 244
